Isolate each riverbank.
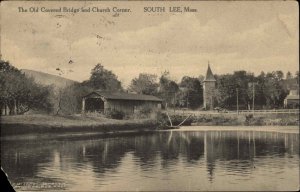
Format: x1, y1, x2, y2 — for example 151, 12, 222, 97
166, 112, 299, 126
166, 126, 299, 134
1, 114, 159, 136
1, 112, 299, 137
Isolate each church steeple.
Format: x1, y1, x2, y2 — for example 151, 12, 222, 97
203, 62, 216, 110
204, 62, 216, 82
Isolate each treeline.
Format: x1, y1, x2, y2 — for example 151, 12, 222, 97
126, 70, 299, 110
1, 60, 298, 115
127, 70, 299, 110
0, 60, 52, 115
128, 71, 203, 109
56, 65, 204, 114
216, 71, 299, 109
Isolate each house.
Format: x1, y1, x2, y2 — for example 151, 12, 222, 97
82, 91, 162, 114
284, 89, 299, 109
283, 77, 299, 109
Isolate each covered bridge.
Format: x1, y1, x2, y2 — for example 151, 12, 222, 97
82, 91, 162, 114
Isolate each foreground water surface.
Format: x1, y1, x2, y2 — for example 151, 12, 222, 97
1, 128, 299, 191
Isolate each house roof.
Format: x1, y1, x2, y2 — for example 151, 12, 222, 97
85, 91, 162, 102
204, 64, 216, 82
285, 95, 300, 100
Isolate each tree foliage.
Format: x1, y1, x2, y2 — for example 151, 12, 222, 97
286, 71, 293, 79
177, 76, 203, 109
82, 64, 123, 91
158, 71, 179, 107
55, 83, 93, 115
0, 60, 52, 115
215, 70, 289, 109
263, 71, 288, 108
128, 73, 158, 95
215, 71, 249, 109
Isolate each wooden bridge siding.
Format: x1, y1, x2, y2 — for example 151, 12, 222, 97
105, 100, 161, 114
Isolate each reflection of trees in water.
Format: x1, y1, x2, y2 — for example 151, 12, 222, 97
1, 131, 298, 183
186, 136, 205, 161
204, 131, 299, 181
134, 134, 160, 166
83, 138, 135, 174
154, 131, 205, 169
1, 141, 59, 183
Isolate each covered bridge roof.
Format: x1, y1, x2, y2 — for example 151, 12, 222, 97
84, 91, 162, 102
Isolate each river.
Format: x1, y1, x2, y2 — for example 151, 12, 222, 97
1, 126, 299, 191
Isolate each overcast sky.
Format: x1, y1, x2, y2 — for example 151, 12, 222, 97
1, 1, 298, 87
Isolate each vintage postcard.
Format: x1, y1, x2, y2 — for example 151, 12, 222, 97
0, 0, 299, 191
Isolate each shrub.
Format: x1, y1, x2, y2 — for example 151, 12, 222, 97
106, 110, 125, 120
153, 112, 193, 127
244, 114, 253, 125
170, 115, 193, 126
154, 111, 169, 127
244, 114, 265, 126
192, 114, 240, 125
140, 105, 152, 115
135, 105, 153, 119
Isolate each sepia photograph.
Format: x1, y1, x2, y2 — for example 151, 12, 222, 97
0, 0, 299, 191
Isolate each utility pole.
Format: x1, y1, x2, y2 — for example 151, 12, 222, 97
174, 92, 176, 113
211, 96, 214, 110
252, 83, 255, 115
187, 91, 189, 109
252, 82, 257, 115
236, 88, 239, 115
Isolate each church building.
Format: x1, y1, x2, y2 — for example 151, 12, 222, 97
203, 64, 216, 110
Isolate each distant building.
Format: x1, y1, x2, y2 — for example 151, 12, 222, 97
283, 77, 299, 109
203, 64, 216, 110
284, 89, 299, 109
82, 91, 162, 114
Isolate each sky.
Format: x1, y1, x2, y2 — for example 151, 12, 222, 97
1, 1, 299, 87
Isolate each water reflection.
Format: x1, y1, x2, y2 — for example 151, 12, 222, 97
1, 130, 299, 191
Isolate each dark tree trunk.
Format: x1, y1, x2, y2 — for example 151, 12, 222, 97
4, 102, 7, 115
56, 97, 62, 115
16, 100, 19, 114
17, 103, 30, 115
13, 99, 17, 115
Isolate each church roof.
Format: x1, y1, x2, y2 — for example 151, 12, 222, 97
204, 64, 216, 82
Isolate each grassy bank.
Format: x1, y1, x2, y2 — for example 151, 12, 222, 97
1, 112, 298, 137
1, 114, 159, 136
166, 113, 299, 126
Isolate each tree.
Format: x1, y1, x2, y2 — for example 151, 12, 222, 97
158, 71, 179, 107
254, 71, 267, 108
198, 75, 205, 82
0, 60, 52, 115
263, 71, 288, 108
54, 83, 93, 115
215, 71, 254, 109
83, 63, 123, 91
215, 74, 236, 108
128, 73, 158, 95
295, 71, 299, 84
178, 76, 203, 109
286, 71, 293, 79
